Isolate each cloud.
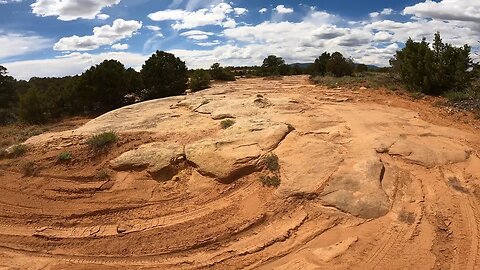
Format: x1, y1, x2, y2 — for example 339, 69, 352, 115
148, 3, 241, 30
259, 8, 267, 14
274, 5, 294, 14
0, 0, 21, 4
31, 0, 121, 21
404, 0, 480, 23
370, 8, 394, 18
53, 19, 142, 51
111, 43, 128, 50
180, 30, 214, 36
96, 13, 110, 20
3, 51, 147, 80
0, 31, 51, 60
233, 7, 247, 16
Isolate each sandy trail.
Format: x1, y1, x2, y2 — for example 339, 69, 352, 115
0, 76, 480, 269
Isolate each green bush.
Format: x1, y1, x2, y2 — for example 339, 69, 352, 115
444, 91, 471, 102
58, 151, 72, 161
260, 175, 281, 187
220, 119, 235, 129
210, 63, 236, 81
87, 131, 118, 151
11, 144, 28, 158
390, 32, 473, 95
94, 169, 110, 180
189, 70, 212, 91
264, 153, 280, 171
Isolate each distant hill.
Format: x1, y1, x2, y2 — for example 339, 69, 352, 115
289, 63, 313, 69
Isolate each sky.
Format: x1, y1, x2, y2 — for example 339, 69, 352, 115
0, 0, 479, 80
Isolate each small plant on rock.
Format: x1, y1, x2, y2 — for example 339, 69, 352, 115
11, 144, 28, 158
220, 119, 235, 129
58, 151, 72, 161
264, 153, 280, 171
87, 131, 118, 151
260, 175, 281, 187
94, 169, 110, 180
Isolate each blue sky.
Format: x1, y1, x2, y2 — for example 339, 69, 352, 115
0, 0, 479, 79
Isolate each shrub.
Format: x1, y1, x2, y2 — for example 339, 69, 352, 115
210, 63, 236, 81
87, 131, 118, 151
260, 175, 281, 187
94, 169, 110, 180
58, 151, 72, 161
410, 92, 424, 100
189, 70, 212, 91
220, 119, 235, 129
390, 32, 473, 95
11, 144, 28, 158
264, 153, 280, 171
444, 91, 471, 102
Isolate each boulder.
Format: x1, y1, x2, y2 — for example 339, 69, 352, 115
186, 119, 292, 181
320, 157, 390, 219
275, 133, 343, 198
110, 143, 184, 180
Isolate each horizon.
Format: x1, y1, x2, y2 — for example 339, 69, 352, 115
1, 0, 479, 80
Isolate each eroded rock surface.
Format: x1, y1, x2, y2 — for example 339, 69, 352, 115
4, 76, 480, 270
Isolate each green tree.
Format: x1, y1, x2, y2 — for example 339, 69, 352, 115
390, 32, 473, 95
326, 52, 354, 77
312, 52, 331, 76
355, 64, 369, 73
262, 55, 286, 76
141, 51, 188, 99
77, 60, 130, 112
189, 69, 211, 91
19, 88, 46, 124
0, 65, 16, 109
210, 63, 236, 81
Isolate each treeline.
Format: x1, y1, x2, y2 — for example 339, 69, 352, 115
0, 51, 239, 124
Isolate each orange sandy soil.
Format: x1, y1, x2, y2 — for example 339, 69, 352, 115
0, 76, 479, 270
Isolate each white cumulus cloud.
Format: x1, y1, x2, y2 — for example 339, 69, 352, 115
31, 0, 121, 21
274, 5, 294, 14
54, 19, 142, 51
148, 3, 242, 29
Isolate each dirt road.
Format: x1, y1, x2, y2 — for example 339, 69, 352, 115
0, 76, 479, 269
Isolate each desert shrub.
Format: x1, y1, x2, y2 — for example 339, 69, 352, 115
390, 32, 473, 95
58, 151, 72, 161
410, 92, 424, 99
444, 91, 471, 102
260, 175, 281, 187
141, 51, 188, 99
189, 70, 211, 91
220, 119, 235, 129
87, 131, 118, 151
264, 153, 280, 171
94, 169, 110, 180
11, 144, 28, 158
210, 63, 236, 81
311, 72, 403, 90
